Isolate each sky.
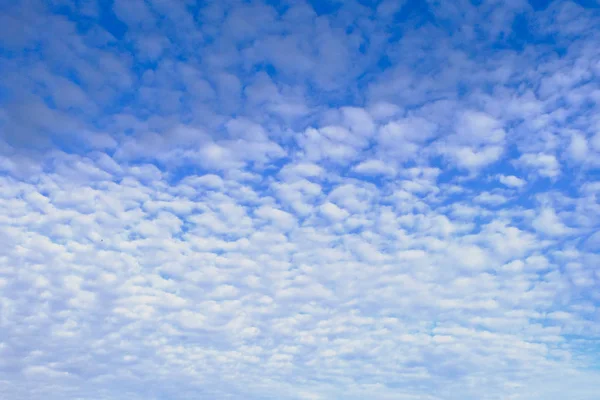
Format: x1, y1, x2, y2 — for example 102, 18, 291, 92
1, 0, 600, 399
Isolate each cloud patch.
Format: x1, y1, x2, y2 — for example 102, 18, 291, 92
1, 1, 600, 400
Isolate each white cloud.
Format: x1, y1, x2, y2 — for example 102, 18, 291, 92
532, 208, 574, 236
518, 153, 561, 178
2, 1, 600, 399
498, 174, 527, 188
367, 101, 401, 120
378, 117, 437, 159
177, 310, 207, 329
451, 145, 504, 169
278, 163, 324, 180
319, 202, 350, 221
474, 192, 508, 206
340, 107, 376, 136
441, 110, 506, 170
353, 159, 396, 176
568, 132, 589, 161
255, 205, 296, 230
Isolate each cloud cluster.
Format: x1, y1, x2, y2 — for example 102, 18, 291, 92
1, 0, 600, 399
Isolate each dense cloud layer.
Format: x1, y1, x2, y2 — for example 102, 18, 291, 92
1, 0, 600, 399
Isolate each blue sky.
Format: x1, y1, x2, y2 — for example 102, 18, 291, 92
1, 0, 600, 399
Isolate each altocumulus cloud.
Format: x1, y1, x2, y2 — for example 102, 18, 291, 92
1, 0, 600, 399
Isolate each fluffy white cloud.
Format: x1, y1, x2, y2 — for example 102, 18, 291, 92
353, 159, 396, 175
498, 174, 527, 188
568, 132, 589, 161
532, 208, 574, 237
442, 110, 506, 170
319, 201, 350, 221
518, 153, 561, 178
